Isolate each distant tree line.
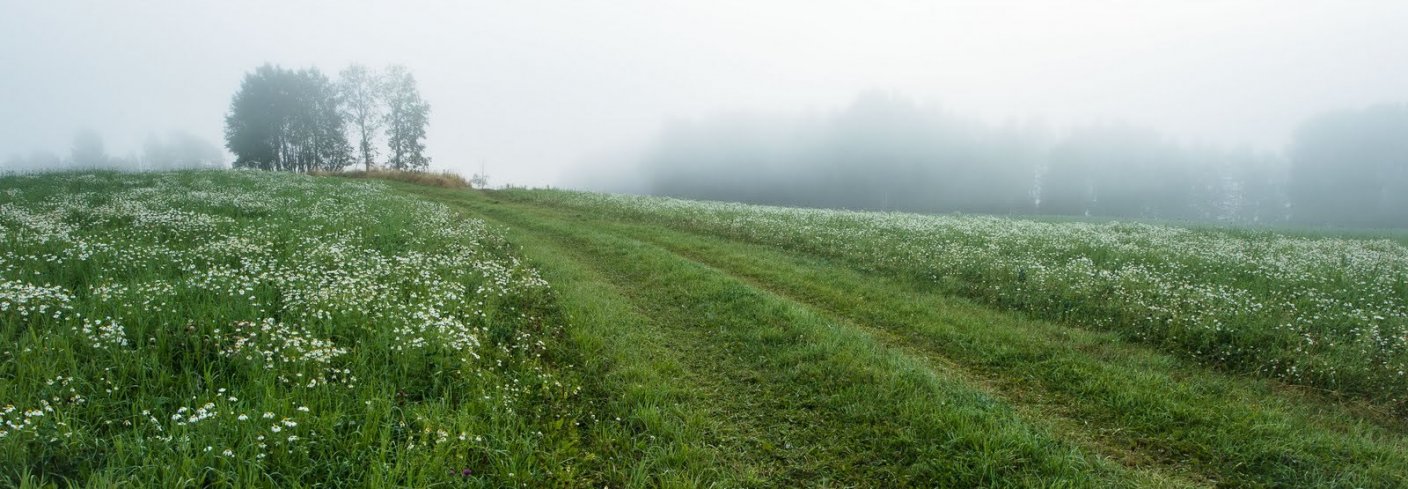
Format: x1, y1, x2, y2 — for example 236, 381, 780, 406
627, 93, 1408, 228
3, 129, 224, 172
223, 63, 430, 172
1287, 105, 1408, 227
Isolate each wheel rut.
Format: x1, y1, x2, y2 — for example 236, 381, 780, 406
603, 225, 1213, 487
443, 194, 1152, 487
404, 186, 1408, 488
587, 212, 1408, 488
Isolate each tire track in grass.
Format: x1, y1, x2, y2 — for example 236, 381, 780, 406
425, 187, 1408, 487
432, 195, 763, 487
478, 217, 750, 487
415, 187, 1172, 488
419, 186, 1408, 487
590, 212, 1408, 488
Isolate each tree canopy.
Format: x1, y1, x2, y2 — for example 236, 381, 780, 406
225, 63, 430, 173
381, 65, 431, 171
339, 64, 381, 171
225, 64, 351, 172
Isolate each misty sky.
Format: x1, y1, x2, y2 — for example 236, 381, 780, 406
3, 1, 1406, 186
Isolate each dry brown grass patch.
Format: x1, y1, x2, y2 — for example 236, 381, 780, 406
315, 169, 470, 188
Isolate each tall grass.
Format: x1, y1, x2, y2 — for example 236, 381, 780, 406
0, 171, 593, 486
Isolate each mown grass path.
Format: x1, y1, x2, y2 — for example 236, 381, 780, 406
398, 184, 1408, 488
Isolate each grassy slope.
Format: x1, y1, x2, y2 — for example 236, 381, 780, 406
398, 183, 1408, 488
411, 185, 1151, 488
6, 171, 1405, 487
498, 190, 1408, 413
0, 172, 611, 487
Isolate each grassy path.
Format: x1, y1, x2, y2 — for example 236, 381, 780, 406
422, 188, 1153, 487
400, 184, 1408, 487
621, 221, 1408, 487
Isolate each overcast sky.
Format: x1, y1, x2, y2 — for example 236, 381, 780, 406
2, 1, 1406, 186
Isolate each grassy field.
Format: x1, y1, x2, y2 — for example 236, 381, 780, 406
498, 190, 1408, 412
0, 172, 614, 487
4, 171, 1408, 487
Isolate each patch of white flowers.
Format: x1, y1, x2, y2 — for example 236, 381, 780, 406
221, 318, 351, 387
1, 171, 547, 364
0, 278, 74, 320
141, 391, 315, 462
75, 317, 130, 349
0, 171, 561, 463
0, 376, 83, 442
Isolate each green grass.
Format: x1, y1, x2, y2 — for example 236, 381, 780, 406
0, 172, 611, 487
401, 183, 1408, 487
994, 211, 1408, 247
422, 189, 1155, 487
5, 171, 1408, 487
496, 189, 1408, 413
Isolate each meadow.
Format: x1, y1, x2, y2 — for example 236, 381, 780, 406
4, 170, 1408, 487
0, 172, 613, 487
407, 184, 1408, 487
503, 190, 1408, 412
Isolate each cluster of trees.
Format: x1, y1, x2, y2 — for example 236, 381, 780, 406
628, 93, 1408, 227
3, 129, 223, 173
223, 64, 430, 172
1037, 125, 1285, 223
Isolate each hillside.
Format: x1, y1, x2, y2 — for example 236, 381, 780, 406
3, 171, 1407, 487
402, 183, 1408, 487
1, 172, 595, 486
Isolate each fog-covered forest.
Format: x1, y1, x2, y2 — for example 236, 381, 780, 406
9, 3, 1408, 487
601, 93, 1407, 227
4, 2, 1408, 228
2, 129, 226, 173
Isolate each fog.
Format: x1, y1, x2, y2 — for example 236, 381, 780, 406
3, 1, 1407, 224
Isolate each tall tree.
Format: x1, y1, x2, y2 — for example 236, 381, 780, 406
292, 67, 352, 172
225, 64, 350, 171
225, 65, 281, 170
339, 64, 382, 171
380, 65, 430, 170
